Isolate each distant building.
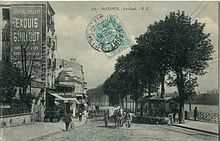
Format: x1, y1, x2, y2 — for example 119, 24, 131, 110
0, 2, 57, 121
56, 58, 87, 93
55, 58, 87, 116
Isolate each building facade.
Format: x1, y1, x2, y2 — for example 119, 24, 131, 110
0, 2, 57, 121
56, 58, 87, 95
55, 58, 87, 115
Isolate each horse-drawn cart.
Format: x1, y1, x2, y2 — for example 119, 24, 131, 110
104, 106, 124, 128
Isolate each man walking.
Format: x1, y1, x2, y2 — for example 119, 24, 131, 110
64, 114, 72, 131
194, 107, 198, 121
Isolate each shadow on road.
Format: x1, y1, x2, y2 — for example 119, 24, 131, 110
92, 118, 104, 121
97, 125, 116, 129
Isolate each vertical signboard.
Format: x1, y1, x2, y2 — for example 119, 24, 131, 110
10, 5, 42, 78
11, 5, 42, 60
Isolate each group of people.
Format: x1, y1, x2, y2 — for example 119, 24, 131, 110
114, 107, 133, 128
168, 106, 198, 125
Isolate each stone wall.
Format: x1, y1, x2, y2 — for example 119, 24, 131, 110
0, 113, 33, 128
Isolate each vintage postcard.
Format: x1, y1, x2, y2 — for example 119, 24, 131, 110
0, 1, 219, 141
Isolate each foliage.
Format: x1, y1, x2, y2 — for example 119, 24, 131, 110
87, 85, 108, 106
0, 61, 21, 103
115, 54, 142, 102
150, 11, 214, 123
103, 72, 123, 106
102, 11, 214, 120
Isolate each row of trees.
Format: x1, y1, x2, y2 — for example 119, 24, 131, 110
186, 93, 219, 105
103, 11, 214, 123
87, 85, 109, 106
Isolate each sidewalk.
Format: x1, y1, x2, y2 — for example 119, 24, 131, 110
0, 115, 87, 141
174, 120, 218, 135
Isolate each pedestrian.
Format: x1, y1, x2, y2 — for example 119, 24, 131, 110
194, 107, 198, 121
125, 111, 132, 128
64, 114, 72, 131
173, 108, 176, 123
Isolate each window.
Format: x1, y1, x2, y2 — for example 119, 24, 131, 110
2, 9, 10, 20
65, 76, 69, 81
2, 29, 9, 41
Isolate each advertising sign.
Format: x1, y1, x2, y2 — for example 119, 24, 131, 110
10, 5, 42, 60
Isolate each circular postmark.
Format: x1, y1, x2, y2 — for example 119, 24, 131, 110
86, 14, 126, 53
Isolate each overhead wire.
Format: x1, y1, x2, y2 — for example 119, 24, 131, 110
192, 2, 211, 21
190, 1, 204, 17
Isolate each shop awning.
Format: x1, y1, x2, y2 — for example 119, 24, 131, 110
49, 93, 80, 104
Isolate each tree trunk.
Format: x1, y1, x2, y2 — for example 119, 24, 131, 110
176, 71, 185, 124
125, 96, 127, 109
140, 102, 143, 117
121, 97, 124, 108
135, 100, 138, 115
147, 101, 151, 116
160, 72, 165, 99
133, 100, 135, 112
148, 84, 151, 96
189, 95, 191, 111
178, 95, 185, 123
130, 97, 131, 110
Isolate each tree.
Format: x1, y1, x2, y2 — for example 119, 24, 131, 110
115, 53, 152, 113
115, 54, 133, 108
103, 73, 120, 106
120, 11, 213, 122
103, 71, 130, 107
87, 85, 107, 106
0, 61, 21, 103
157, 11, 214, 123
130, 43, 161, 97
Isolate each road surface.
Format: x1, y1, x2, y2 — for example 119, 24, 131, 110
37, 114, 218, 141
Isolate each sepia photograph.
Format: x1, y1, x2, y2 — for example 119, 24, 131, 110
0, 1, 219, 141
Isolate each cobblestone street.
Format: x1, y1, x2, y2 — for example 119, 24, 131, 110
37, 116, 218, 141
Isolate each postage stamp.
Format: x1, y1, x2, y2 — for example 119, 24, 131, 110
86, 14, 132, 58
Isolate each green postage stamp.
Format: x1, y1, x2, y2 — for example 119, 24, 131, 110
86, 14, 132, 58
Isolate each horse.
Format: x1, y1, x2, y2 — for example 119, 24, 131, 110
114, 108, 124, 128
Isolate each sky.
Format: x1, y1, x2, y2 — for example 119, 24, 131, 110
49, 1, 218, 93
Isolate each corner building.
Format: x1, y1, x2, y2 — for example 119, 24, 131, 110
0, 1, 57, 121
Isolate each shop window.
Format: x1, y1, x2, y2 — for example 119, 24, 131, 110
2, 9, 10, 20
